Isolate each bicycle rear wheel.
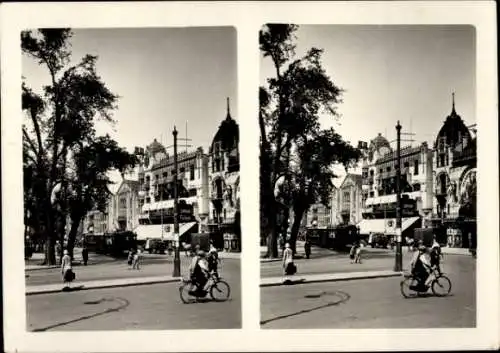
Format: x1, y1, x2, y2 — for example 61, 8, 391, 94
179, 283, 196, 304
210, 280, 231, 302
431, 275, 452, 297
400, 276, 419, 298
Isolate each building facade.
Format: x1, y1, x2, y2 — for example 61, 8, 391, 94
336, 174, 363, 226
82, 209, 109, 235
305, 201, 332, 229
207, 98, 240, 251
357, 134, 432, 237
431, 95, 476, 248
112, 179, 141, 232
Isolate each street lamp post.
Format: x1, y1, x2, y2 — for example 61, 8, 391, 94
394, 121, 403, 272
172, 126, 181, 277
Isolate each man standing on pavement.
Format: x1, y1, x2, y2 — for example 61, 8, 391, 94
55, 240, 62, 265
82, 243, 89, 266
304, 236, 311, 259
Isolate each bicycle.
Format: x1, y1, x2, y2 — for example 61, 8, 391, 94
400, 266, 452, 298
179, 272, 231, 304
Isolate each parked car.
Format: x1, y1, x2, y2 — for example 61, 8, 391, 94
145, 238, 167, 254
370, 233, 389, 248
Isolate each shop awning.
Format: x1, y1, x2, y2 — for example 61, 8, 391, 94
358, 217, 420, 235
135, 221, 197, 241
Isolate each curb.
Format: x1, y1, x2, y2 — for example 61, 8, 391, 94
260, 258, 282, 263
26, 277, 180, 296
260, 271, 402, 288
25, 266, 60, 272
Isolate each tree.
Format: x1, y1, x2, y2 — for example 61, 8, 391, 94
22, 29, 135, 264
259, 24, 361, 256
65, 135, 137, 259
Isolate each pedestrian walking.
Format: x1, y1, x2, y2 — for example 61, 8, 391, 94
349, 243, 357, 264
127, 248, 135, 269
354, 240, 363, 264
55, 240, 62, 265
304, 237, 311, 259
278, 234, 285, 251
132, 249, 142, 270
82, 245, 89, 266
282, 243, 296, 279
61, 249, 75, 289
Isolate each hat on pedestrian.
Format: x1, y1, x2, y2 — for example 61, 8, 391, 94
63, 249, 69, 255
285, 243, 290, 248
197, 250, 206, 257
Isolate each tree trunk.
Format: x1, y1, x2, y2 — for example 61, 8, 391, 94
264, 197, 278, 258
43, 200, 56, 265
260, 143, 278, 258
290, 205, 306, 255
67, 213, 82, 261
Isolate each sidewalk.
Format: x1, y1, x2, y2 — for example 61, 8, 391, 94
26, 275, 179, 296
26, 250, 240, 271
260, 270, 401, 287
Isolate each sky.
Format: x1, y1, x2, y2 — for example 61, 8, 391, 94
260, 25, 476, 158
22, 27, 238, 156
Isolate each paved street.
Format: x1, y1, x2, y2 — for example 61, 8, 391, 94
261, 254, 475, 328
26, 259, 241, 331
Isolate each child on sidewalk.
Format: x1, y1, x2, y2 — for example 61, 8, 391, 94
132, 249, 142, 270
349, 241, 363, 264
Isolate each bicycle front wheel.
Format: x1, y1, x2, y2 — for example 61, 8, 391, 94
400, 276, 419, 298
431, 275, 452, 297
210, 280, 231, 302
179, 283, 196, 304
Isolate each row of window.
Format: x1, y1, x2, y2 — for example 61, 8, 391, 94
142, 187, 197, 204
143, 164, 198, 184
363, 182, 422, 200
363, 159, 420, 178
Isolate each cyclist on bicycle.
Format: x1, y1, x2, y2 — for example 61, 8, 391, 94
409, 242, 433, 291
189, 249, 210, 294
207, 243, 220, 280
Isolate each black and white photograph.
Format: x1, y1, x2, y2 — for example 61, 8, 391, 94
1, 2, 498, 353
259, 24, 478, 329
21, 26, 241, 331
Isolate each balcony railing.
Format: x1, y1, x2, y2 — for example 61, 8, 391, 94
452, 148, 476, 167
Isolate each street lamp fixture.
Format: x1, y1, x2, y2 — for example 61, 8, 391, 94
394, 121, 403, 272
172, 126, 181, 277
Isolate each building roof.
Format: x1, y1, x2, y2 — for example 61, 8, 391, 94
210, 98, 239, 153
369, 133, 392, 152
339, 173, 362, 189
435, 93, 472, 149
146, 139, 166, 155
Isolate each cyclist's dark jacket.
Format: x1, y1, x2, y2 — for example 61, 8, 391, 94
191, 258, 209, 288
412, 255, 429, 280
